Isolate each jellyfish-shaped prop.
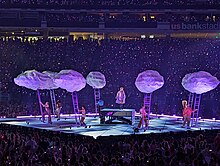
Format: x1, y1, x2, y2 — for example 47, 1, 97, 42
14, 70, 54, 117
54, 70, 86, 124
135, 70, 164, 128
43, 71, 59, 115
182, 71, 219, 127
86, 71, 106, 114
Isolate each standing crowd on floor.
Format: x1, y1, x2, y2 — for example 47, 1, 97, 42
0, 124, 219, 165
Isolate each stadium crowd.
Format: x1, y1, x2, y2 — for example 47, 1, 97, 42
0, 38, 219, 118
0, 0, 220, 9
0, 124, 219, 165
44, 13, 219, 28
0, 1, 219, 166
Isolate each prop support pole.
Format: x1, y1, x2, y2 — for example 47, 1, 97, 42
37, 89, 43, 116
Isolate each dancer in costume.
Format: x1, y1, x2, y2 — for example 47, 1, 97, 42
55, 100, 62, 120
182, 100, 194, 129
79, 106, 86, 127
115, 87, 126, 109
40, 101, 52, 124
138, 106, 148, 129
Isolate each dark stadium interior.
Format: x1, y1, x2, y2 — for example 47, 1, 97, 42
0, 1, 220, 166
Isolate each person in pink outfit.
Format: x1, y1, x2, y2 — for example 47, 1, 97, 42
182, 100, 194, 128
79, 106, 86, 127
138, 106, 148, 129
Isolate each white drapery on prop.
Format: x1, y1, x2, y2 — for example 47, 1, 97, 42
14, 69, 86, 125
135, 70, 164, 128
86, 71, 106, 113
182, 71, 219, 127
54, 70, 86, 124
54, 70, 86, 92
182, 71, 219, 94
86, 71, 106, 89
135, 70, 164, 94
14, 70, 56, 117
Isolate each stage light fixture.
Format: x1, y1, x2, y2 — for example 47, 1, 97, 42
141, 35, 146, 39
150, 15, 155, 19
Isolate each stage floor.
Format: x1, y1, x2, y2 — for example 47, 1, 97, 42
0, 114, 220, 139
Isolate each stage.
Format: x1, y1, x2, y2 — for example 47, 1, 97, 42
0, 113, 219, 139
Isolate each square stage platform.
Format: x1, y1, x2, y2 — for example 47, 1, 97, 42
0, 113, 219, 139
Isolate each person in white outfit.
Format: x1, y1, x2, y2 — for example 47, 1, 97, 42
115, 87, 126, 109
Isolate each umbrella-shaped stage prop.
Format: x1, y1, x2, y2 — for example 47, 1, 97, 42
86, 71, 106, 114
182, 71, 219, 127
135, 70, 164, 128
54, 70, 86, 125
14, 70, 56, 117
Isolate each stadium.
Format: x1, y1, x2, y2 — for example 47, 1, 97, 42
0, 1, 220, 165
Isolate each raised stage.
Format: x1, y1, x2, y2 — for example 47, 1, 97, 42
0, 113, 220, 139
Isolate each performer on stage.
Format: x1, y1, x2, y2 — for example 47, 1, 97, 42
138, 106, 148, 129
182, 100, 194, 129
55, 100, 62, 120
115, 87, 126, 109
40, 101, 52, 124
79, 106, 86, 127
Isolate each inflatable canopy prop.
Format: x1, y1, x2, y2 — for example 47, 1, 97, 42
135, 70, 164, 93
14, 70, 55, 90
86, 71, 106, 89
182, 71, 219, 94
54, 70, 86, 92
